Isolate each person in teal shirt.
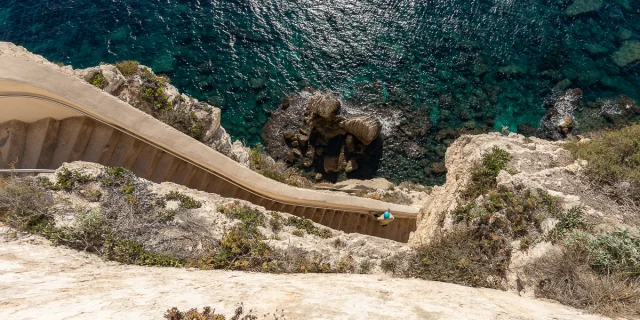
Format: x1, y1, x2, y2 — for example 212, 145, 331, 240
371, 209, 394, 227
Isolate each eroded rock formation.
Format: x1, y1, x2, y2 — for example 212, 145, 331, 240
263, 90, 385, 180
263, 89, 434, 182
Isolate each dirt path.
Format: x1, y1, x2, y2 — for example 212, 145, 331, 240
0, 233, 608, 320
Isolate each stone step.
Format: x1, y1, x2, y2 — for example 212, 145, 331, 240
67, 117, 97, 163
50, 117, 92, 168
0, 120, 28, 169
81, 123, 116, 164
22, 118, 59, 169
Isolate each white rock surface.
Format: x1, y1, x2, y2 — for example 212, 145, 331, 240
0, 233, 608, 320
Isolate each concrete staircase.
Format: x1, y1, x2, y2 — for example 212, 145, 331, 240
0, 116, 416, 242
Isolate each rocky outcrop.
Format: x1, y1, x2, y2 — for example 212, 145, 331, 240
263, 89, 433, 182
307, 93, 341, 119
540, 89, 581, 140
74, 64, 249, 164
538, 88, 640, 139
410, 132, 634, 296
341, 115, 382, 146
0, 42, 249, 166
263, 90, 386, 180
38, 161, 408, 270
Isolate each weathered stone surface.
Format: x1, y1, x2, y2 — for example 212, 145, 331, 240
600, 95, 640, 125
345, 158, 358, 173
324, 155, 341, 173
307, 93, 341, 119
341, 115, 382, 145
76, 64, 125, 95
0, 235, 605, 320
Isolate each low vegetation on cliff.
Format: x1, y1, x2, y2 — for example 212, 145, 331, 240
384, 136, 640, 318
248, 148, 312, 188
0, 163, 400, 276
565, 123, 640, 208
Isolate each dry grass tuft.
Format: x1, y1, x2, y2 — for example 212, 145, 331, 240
564, 123, 640, 206
526, 247, 640, 317
408, 229, 509, 289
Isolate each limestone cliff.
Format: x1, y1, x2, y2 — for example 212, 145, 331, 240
409, 132, 635, 297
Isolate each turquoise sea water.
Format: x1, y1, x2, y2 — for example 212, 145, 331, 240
1, 0, 639, 182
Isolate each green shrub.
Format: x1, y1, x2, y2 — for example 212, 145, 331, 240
103, 236, 182, 267
101, 166, 134, 187
0, 177, 54, 231
333, 238, 346, 248
268, 212, 283, 233
165, 191, 202, 209
44, 167, 90, 191
220, 203, 265, 230
191, 203, 274, 271
71, 208, 109, 252
90, 71, 107, 89
292, 229, 304, 237
566, 229, 640, 276
547, 206, 585, 241
286, 216, 332, 239
189, 226, 272, 271
248, 148, 311, 188
482, 185, 557, 238
336, 256, 356, 273
380, 252, 410, 275
527, 246, 640, 317
462, 146, 511, 200
358, 259, 373, 274
115, 60, 139, 77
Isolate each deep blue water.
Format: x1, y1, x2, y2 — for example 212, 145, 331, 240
1, 0, 640, 182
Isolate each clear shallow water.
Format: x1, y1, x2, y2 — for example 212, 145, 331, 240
1, 0, 639, 182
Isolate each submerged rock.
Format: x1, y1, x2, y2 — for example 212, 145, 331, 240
612, 41, 640, 67
614, 0, 632, 10
565, 0, 603, 16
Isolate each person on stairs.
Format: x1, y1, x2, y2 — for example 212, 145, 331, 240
371, 209, 394, 227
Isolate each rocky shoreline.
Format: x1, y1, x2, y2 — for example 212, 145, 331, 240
263, 86, 640, 185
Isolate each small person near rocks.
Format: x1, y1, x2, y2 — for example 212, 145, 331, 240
371, 209, 394, 227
